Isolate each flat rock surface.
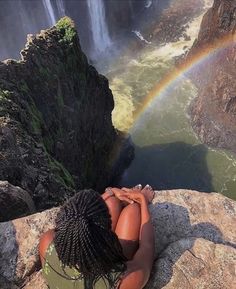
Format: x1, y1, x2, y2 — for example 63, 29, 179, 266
0, 189, 235, 288
146, 238, 236, 289
146, 190, 236, 288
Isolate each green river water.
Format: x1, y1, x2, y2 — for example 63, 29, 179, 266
108, 44, 236, 200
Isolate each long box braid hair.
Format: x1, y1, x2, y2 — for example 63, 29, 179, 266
54, 189, 127, 289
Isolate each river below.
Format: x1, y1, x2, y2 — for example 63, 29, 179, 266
107, 3, 236, 200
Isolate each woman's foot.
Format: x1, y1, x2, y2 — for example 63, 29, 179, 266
133, 184, 154, 203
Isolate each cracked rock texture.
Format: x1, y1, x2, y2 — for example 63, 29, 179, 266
186, 0, 236, 153
0, 190, 235, 288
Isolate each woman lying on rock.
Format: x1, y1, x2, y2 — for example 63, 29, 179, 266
39, 185, 155, 289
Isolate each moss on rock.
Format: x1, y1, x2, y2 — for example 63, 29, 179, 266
56, 17, 76, 43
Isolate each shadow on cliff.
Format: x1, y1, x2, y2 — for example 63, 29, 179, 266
120, 141, 214, 192
146, 202, 236, 288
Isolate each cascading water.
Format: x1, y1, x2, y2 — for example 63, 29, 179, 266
87, 0, 112, 55
56, 0, 66, 18
42, 0, 57, 26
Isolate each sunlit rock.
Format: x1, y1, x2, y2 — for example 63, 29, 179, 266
0, 190, 235, 288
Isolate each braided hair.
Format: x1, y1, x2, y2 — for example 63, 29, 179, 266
54, 189, 127, 288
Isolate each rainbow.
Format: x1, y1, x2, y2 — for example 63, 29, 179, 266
132, 34, 235, 124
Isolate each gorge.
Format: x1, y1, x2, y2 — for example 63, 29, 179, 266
1, 0, 236, 210
0, 0, 236, 288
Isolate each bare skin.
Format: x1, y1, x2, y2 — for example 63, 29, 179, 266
39, 186, 155, 289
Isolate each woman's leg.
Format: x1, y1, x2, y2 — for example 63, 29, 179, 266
104, 195, 123, 231
115, 203, 141, 260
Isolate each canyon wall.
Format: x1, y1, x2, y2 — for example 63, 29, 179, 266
186, 0, 236, 152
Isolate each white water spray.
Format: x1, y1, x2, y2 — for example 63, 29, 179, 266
56, 0, 66, 17
42, 0, 56, 26
87, 0, 111, 54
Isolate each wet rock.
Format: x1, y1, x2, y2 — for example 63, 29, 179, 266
0, 181, 35, 222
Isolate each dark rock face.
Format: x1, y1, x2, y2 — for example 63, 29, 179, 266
142, 0, 204, 44
186, 0, 236, 152
0, 17, 133, 215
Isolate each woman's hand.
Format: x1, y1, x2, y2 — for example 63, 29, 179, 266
121, 188, 146, 204
109, 188, 135, 205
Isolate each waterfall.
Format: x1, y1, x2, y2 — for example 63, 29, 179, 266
42, 0, 56, 26
18, 0, 32, 34
87, 0, 111, 54
56, 0, 66, 18
128, 0, 135, 19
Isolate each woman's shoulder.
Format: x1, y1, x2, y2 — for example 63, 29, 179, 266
39, 229, 55, 265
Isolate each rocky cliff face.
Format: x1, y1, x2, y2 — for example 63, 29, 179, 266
186, 0, 236, 152
0, 17, 133, 220
0, 190, 235, 288
138, 0, 204, 45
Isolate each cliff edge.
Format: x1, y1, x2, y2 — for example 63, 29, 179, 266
0, 190, 235, 288
0, 17, 133, 220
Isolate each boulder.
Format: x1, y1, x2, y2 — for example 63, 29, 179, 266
0, 181, 35, 222
0, 207, 58, 283
0, 190, 235, 288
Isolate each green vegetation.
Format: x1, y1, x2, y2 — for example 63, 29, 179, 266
18, 80, 29, 94
40, 141, 75, 189
48, 156, 75, 189
0, 90, 12, 117
28, 101, 43, 134
56, 17, 77, 43
0, 89, 11, 100
44, 135, 54, 152
57, 82, 64, 107
39, 67, 50, 79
